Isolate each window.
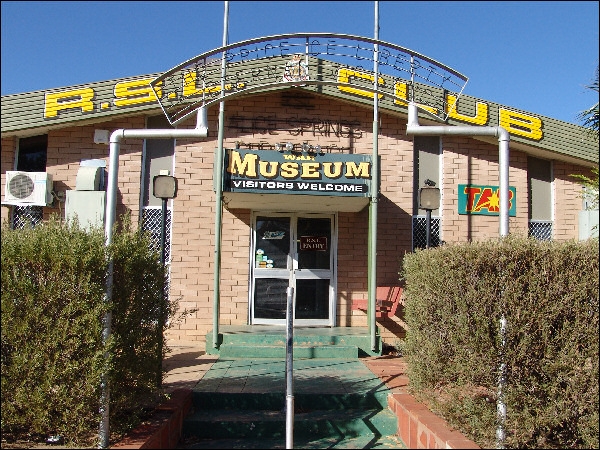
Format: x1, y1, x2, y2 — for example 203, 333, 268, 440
527, 156, 553, 240
413, 136, 441, 249
12, 134, 48, 229
140, 116, 175, 261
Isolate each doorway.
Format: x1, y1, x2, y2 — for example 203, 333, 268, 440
250, 213, 336, 326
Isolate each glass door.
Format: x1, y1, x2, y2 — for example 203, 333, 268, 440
251, 213, 335, 326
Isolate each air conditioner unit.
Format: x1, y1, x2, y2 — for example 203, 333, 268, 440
3, 171, 53, 206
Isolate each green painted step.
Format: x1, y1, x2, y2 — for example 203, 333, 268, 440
177, 433, 406, 449
218, 344, 359, 359
191, 392, 388, 411
182, 407, 398, 440
205, 328, 383, 357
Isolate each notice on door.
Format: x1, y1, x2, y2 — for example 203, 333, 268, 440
300, 236, 328, 251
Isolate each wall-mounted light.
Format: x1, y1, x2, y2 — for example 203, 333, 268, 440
315, 145, 324, 155
153, 174, 178, 199
275, 143, 283, 152
286, 142, 294, 152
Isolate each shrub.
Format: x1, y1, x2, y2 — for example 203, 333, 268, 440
1, 216, 172, 446
402, 235, 599, 449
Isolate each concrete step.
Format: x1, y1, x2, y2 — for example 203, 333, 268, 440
218, 343, 359, 359
181, 407, 398, 441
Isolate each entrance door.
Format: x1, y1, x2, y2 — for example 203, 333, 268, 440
251, 213, 336, 326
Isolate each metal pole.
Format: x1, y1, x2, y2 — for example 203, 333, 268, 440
98, 299, 111, 449
160, 199, 167, 267
496, 315, 507, 448
212, 0, 229, 349
285, 287, 295, 449
368, 0, 380, 352
157, 197, 167, 387
425, 208, 431, 249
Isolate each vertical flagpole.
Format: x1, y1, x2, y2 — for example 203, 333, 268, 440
213, 1, 229, 349
368, 0, 380, 351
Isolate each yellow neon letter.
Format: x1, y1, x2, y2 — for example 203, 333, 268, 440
114, 78, 158, 107
446, 94, 488, 125
44, 88, 94, 118
337, 68, 383, 99
499, 108, 543, 140
227, 150, 258, 177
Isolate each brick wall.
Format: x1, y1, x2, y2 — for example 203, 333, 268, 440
441, 136, 530, 242
1, 91, 593, 348
553, 161, 593, 239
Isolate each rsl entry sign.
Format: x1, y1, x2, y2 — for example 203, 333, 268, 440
300, 236, 328, 251
224, 149, 372, 197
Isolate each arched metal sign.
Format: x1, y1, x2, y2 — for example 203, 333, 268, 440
150, 33, 468, 125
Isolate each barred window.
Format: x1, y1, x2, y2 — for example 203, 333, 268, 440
12, 205, 43, 229
528, 157, 553, 241
141, 207, 172, 262
528, 220, 552, 241
11, 135, 48, 229
412, 215, 441, 250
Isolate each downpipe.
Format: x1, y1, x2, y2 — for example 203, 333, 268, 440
406, 102, 510, 237
406, 102, 510, 448
99, 116, 208, 449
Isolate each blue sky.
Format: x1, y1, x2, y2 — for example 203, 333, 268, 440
1, 1, 598, 124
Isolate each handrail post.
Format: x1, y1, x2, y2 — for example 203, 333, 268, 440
285, 287, 295, 449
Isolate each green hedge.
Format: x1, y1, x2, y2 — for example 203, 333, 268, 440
1, 216, 174, 446
401, 235, 599, 449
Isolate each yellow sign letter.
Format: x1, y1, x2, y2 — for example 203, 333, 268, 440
44, 88, 94, 118
446, 94, 488, 125
114, 78, 159, 107
499, 108, 543, 140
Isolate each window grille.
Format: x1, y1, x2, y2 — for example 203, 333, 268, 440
142, 206, 172, 301
141, 207, 172, 262
528, 220, 552, 241
12, 205, 43, 229
412, 215, 441, 250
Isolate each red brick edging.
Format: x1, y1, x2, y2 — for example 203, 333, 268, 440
111, 388, 193, 449
388, 393, 480, 449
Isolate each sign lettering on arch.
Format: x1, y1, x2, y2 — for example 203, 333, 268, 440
150, 33, 469, 125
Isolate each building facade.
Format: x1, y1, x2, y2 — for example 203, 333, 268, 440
2, 36, 597, 348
